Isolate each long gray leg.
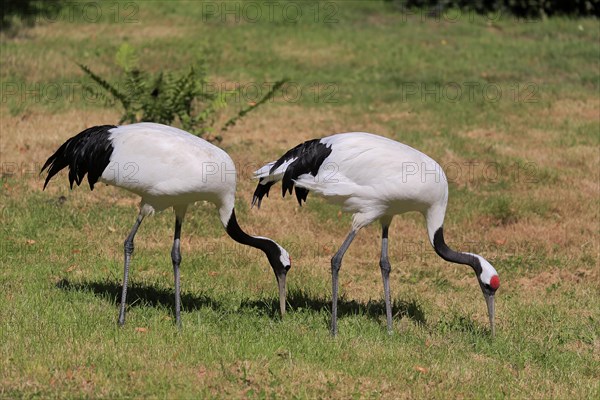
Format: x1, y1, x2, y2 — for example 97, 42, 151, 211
118, 212, 145, 326
331, 230, 357, 336
171, 216, 183, 328
380, 225, 393, 334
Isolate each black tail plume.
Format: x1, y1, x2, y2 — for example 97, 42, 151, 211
41, 125, 116, 190
294, 187, 309, 206
270, 139, 331, 199
252, 179, 275, 209
253, 138, 332, 208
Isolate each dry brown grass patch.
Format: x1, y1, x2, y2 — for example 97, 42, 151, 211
548, 98, 600, 123
2, 106, 598, 307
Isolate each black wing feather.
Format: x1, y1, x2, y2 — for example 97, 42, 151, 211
278, 139, 332, 200
252, 179, 275, 209
41, 125, 116, 190
254, 138, 332, 207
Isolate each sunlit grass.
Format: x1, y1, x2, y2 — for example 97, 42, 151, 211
1, 1, 599, 398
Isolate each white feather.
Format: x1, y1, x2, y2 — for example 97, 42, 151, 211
101, 123, 236, 214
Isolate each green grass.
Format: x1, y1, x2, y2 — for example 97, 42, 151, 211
1, 1, 599, 398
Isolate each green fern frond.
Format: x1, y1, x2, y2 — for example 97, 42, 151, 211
221, 78, 288, 131
77, 47, 284, 140
77, 63, 129, 109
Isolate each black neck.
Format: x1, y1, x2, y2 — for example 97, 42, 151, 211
433, 227, 481, 275
225, 209, 279, 257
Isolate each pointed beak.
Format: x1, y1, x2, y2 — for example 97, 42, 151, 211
484, 294, 495, 337
276, 272, 287, 317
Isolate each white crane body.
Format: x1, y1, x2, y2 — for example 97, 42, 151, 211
42, 123, 290, 327
254, 132, 499, 336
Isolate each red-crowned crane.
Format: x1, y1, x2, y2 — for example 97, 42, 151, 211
253, 132, 500, 336
41, 122, 291, 327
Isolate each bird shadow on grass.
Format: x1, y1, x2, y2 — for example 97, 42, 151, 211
240, 288, 427, 326
56, 279, 426, 327
56, 278, 221, 316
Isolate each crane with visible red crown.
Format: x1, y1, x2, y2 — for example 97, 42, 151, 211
253, 132, 500, 336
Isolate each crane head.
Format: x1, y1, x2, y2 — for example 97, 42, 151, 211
470, 254, 500, 337
265, 243, 291, 318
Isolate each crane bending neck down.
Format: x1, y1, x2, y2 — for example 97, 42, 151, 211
220, 204, 290, 316
40, 122, 291, 326
253, 131, 500, 336
427, 201, 500, 336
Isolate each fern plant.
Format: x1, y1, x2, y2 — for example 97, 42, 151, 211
79, 44, 287, 141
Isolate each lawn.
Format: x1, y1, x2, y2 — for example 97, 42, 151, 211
1, 1, 599, 398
